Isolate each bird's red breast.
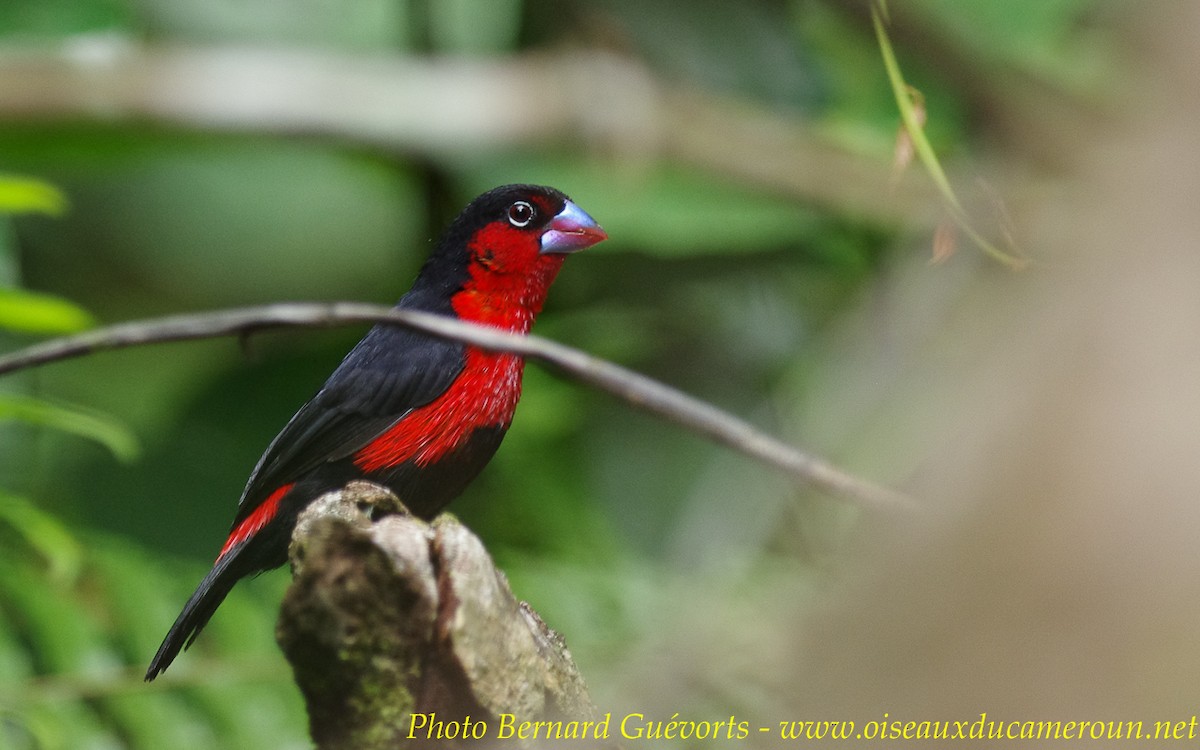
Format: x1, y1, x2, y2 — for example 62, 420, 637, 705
353, 347, 522, 472
354, 194, 575, 473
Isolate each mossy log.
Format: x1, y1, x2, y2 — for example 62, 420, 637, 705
276, 481, 597, 749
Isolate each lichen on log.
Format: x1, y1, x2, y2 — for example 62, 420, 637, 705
276, 481, 596, 749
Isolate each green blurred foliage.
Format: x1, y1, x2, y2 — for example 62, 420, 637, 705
0, 289, 93, 334
0, 0, 128, 39
0, 0, 1109, 746
906, 0, 1110, 87
581, 0, 823, 109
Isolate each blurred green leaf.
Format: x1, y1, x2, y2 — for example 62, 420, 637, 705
0, 176, 68, 217
4, 136, 423, 307
0, 394, 139, 463
88, 542, 304, 749
0, 531, 308, 750
0, 556, 121, 677
0, 288, 95, 334
0, 0, 128, 38
0, 701, 122, 750
0, 492, 84, 584
139, 0, 410, 51
429, 0, 523, 54
906, 0, 1108, 88
587, 0, 821, 109
0, 600, 35, 683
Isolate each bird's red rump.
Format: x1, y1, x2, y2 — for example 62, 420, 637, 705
353, 348, 522, 473
218, 482, 295, 561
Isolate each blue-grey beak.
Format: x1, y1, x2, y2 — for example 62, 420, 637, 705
539, 200, 607, 254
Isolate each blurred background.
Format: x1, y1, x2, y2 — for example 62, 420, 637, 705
6, 0, 1199, 747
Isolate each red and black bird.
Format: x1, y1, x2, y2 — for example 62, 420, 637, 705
145, 184, 606, 680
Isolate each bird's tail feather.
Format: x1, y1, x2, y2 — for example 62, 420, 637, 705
144, 551, 241, 681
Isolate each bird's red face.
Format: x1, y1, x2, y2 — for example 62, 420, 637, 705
452, 188, 606, 331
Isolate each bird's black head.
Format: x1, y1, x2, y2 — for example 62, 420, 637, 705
406, 184, 606, 310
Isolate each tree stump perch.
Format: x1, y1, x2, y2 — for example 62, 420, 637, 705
276, 481, 597, 748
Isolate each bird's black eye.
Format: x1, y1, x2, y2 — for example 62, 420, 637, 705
507, 201, 535, 228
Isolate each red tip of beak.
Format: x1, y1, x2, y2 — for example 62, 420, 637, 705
540, 200, 607, 254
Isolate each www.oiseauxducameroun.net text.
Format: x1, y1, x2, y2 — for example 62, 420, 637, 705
774, 713, 1198, 741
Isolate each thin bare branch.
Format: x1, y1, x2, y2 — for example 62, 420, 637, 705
0, 303, 914, 510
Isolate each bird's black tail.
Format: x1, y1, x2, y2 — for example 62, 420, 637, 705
144, 552, 241, 681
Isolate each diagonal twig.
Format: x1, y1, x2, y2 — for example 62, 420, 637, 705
0, 302, 915, 510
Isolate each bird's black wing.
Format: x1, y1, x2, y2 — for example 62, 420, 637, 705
227, 323, 465, 530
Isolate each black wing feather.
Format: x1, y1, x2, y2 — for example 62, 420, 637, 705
229, 323, 465, 529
